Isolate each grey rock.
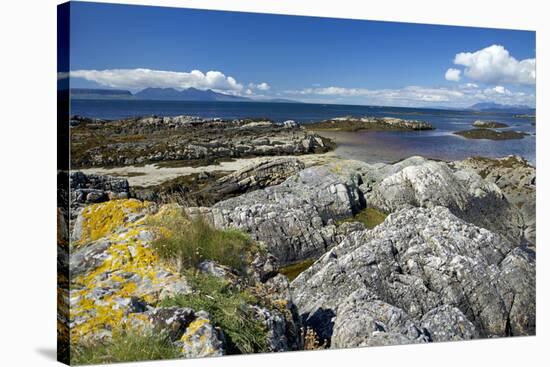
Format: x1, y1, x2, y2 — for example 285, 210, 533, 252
200, 157, 306, 201
72, 116, 332, 168
472, 120, 509, 128
291, 206, 535, 347
332, 290, 430, 348
69, 171, 131, 218
70, 239, 112, 277
253, 274, 303, 351
148, 307, 225, 358
177, 311, 225, 358
283, 120, 299, 128
453, 156, 536, 246
420, 305, 479, 342
186, 165, 366, 265
147, 307, 196, 341
367, 157, 523, 245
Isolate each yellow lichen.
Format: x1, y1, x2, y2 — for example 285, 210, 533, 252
77, 199, 152, 245
70, 199, 188, 344
179, 318, 210, 346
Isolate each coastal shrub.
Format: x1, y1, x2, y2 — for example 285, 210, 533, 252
160, 272, 268, 354
337, 207, 388, 229
71, 330, 180, 365
150, 213, 257, 273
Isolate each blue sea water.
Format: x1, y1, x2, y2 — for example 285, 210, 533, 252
71, 100, 536, 165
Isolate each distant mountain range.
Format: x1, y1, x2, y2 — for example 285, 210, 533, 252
70, 87, 300, 103
468, 102, 535, 114
70, 88, 133, 99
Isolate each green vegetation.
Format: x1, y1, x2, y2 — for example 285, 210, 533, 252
279, 259, 315, 281
453, 129, 527, 140
71, 330, 180, 365
161, 272, 268, 354
151, 214, 258, 273
338, 207, 388, 229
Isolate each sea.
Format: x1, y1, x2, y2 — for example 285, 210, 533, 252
71, 100, 536, 165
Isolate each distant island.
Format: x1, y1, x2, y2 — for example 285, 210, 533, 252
70, 87, 301, 103
467, 102, 535, 114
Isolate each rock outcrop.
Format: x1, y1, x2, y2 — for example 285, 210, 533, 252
69, 199, 302, 360
291, 206, 535, 347
186, 165, 366, 265
307, 116, 433, 131
453, 156, 536, 246
71, 116, 333, 168
366, 158, 523, 245
473, 120, 509, 128
70, 171, 130, 218
453, 129, 527, 140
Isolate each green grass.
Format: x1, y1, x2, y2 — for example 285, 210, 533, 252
71, 330, 180, 365
151, 214, 258, 273
279, 259, 315, 281
337, 207, 388, 229
160, 272, 268, 355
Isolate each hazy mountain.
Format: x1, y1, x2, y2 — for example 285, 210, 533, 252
71, 88, 133, 99
134, 87, 252, 102
70, 87, 301, 103
469, 102, 535, 114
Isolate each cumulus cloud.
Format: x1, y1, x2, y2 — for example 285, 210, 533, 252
249, 82, 271, 91
452, 45, 535, 85
491, 85, 510, 95
286, 84, 534, 108
445, 68, 461, 81
70, 68, 246, 92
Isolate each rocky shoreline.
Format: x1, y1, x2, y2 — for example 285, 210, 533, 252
306, 116, 434, 132
70, 115, 334, 168
62, 114, 536, 362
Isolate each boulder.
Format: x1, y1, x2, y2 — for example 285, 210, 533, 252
291, 206, 535, 347
366, 157, 523, 245
174, 311, 225, 358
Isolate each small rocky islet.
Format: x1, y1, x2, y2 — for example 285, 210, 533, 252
453, 119, 529, 140
59, 114, 536, 363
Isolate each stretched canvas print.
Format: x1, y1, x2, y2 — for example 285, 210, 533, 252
57, 1, 536, 365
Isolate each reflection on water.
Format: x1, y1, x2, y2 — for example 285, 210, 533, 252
319, 130, 536, 165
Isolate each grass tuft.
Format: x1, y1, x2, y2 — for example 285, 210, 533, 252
160, 272, 268, 355
71, 330, 180, 365
150, 213, 258, 273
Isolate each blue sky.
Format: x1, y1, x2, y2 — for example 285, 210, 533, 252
67, 1, 536, 107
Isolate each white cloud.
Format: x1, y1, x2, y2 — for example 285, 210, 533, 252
453, 45, 535, 85
491, 85, 510, 94
285, 84, 534, 108
445, 68, 461, 81
70, 68, 246, 92
249, 82, 271, 91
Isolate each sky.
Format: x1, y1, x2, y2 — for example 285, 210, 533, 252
66, 1, 536, 108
